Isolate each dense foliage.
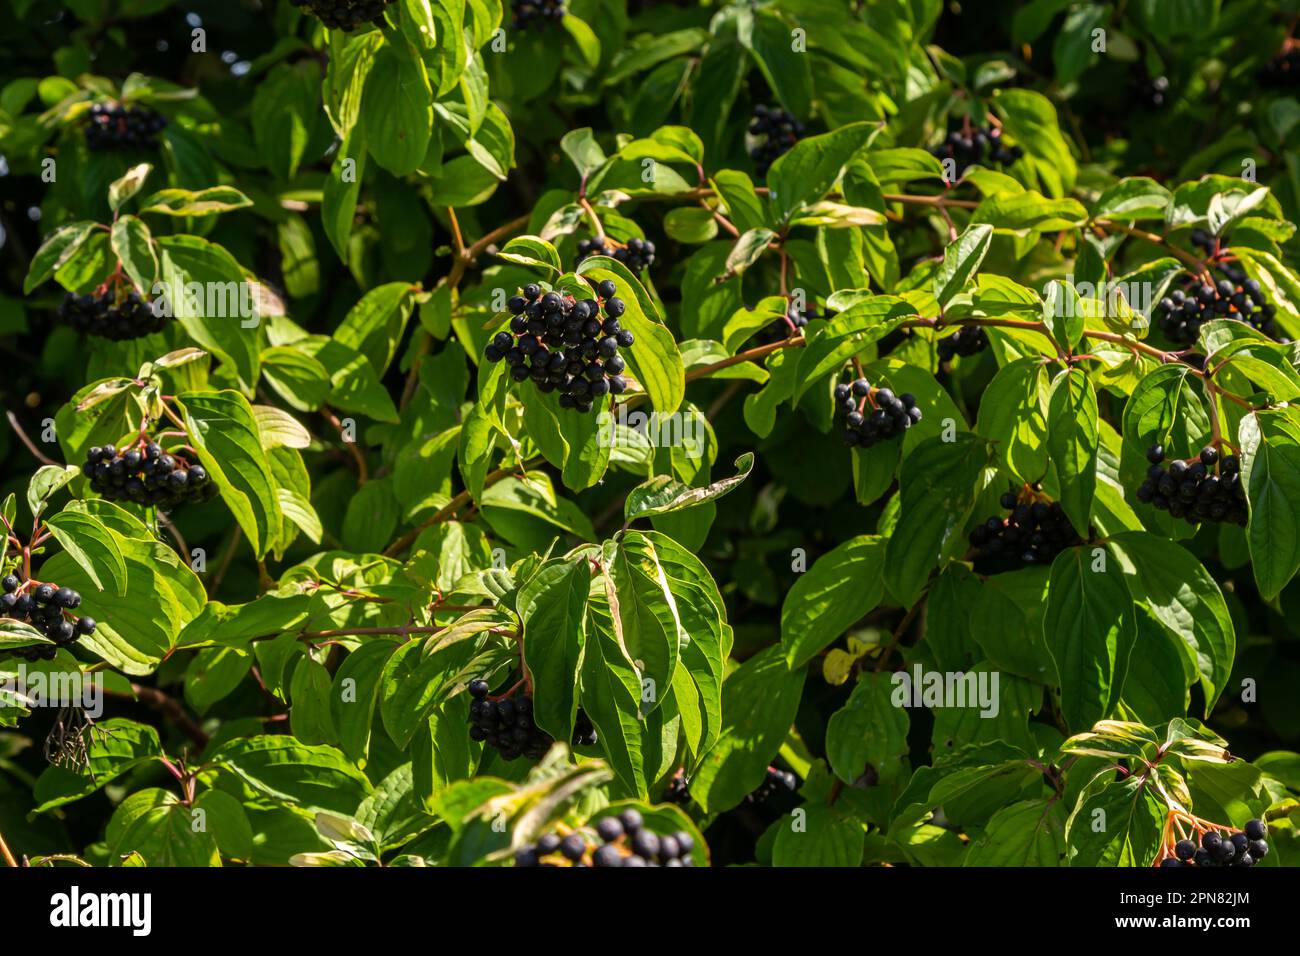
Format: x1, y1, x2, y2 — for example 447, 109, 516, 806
1, 0, 1299, 870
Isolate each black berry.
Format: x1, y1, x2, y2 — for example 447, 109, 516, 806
837, 378, 922, 448
59, 286, 168, 341
748, 104, 804, 177
288, 0, 396, 31
83, 440, 215, 509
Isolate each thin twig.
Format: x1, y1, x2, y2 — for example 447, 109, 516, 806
6, 412, 58, 467
0, 829, 18, 867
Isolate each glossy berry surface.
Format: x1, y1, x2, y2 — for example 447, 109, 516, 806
1154, 234, 1282, 344
748, 104, 804, 177
576, 235, 655, 274
59, 287, 168, 341
510, 0, 565, 29
482, 281, 633, 414
938, 325, 989, 363
512, 817, 697, 867
969, 490, 1082, 572
928, 120, 1023, 180
1135, 444, 1247, 526
0, 572, 94, 662
84, 102, 167, 151
836, 379, 922, 448
83, 441, 216, 509
287, 0, 396, 31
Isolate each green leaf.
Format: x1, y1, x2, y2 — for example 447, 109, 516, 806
1093, 177, 1172, 222
1046, 368, 1099, 536
781, 535, 885, 669
108, 163, 152, 213
885, 435, 991, 607
156, 235, 263, 392
826, 671, 909, 784
252, 61, 319, 180
690, 645, 805, 813
39, 501, 204, 675
496, 236, 561, 273
110, 215, 157, 293
1064, 772, 1165, 866
624, 452, 753, 522
723, 227, 775, 279
934, 223, 994, 308
333, 282, 419, 378
24, 221, 97, 294
210, 735, 372, 816
772, 804, 865, 867
767, 122, 879, 222
105, 789, 222, 866
561, 14, 601, 68
605, 533, 684, 717
575, 256, 684, 415
1043, 545, 1138, 731
518, 558, 590, 743
138, 186, 253, 217
1239, 409, 1300, 599
1109, 531, 1235, 713
560, 127, 607, 180
977, 357, 1050, 484
663, 207, 719, 244
43, 508, 129, 597
26, 464, 79, 519
176, 390, 283, 559
362, 47, 432, 177
964, 798, 1067, 866
32, 719, 163, 812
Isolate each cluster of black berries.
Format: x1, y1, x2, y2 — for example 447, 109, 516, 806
969, 491, 1082, 571
1261, 48, 1300, 87
1135, 74, 1171, 109
748, 104, 804, 177
58, 289, 167, 341
575, 236, 656, 274
928, 124, 1023, 180
467, 679, 553, 761
2, 575, 96, 662
288, 0, 394, 31
835, 381, 922, 448
937, 325, 989, 364
466, 679, 599, 761
84, 103, 167, 151
746, 766, 798, 805
510, 0, 565, 29
1135, 444, 1247, 526
82, 442, 215, 508
484, 280, 634, 414
514, 810, 696, 868
1153, 234, 1279, 343
663, 770, 691, 805
1162, 820, 1269, 868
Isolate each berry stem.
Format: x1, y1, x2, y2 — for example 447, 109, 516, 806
446, 206, 466, 258
0, 829, 18, 867
579, 197, 607, 242
881, 192, 979, 210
